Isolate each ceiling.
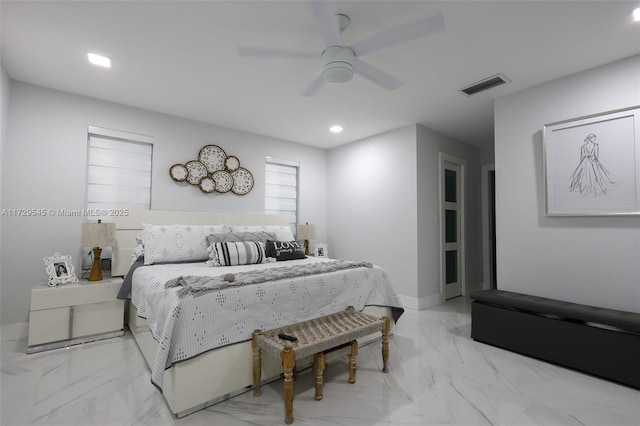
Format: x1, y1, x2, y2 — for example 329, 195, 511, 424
2, 1, 640, 153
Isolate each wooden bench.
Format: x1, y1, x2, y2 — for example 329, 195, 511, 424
252, 306, 391, 424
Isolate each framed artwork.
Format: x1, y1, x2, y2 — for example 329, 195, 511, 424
543, 105, 640, 216
315, 243, 328, 258
43, 253, 79, 286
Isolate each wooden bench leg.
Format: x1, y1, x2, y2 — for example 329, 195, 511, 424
348, 340, 358, 383
252, 330, 262, 396
381, 316, 390, 373
313, 352, 326, 400
282, 346, 295, 425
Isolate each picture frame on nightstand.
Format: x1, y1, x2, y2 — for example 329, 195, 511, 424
43, 253, 78, 286
315, 243, 328, 258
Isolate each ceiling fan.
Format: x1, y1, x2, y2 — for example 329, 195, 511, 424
237, 1, 445, 96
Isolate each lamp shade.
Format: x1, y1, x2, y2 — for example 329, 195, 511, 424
81, 220, 116, 248
297, 223, 316, 240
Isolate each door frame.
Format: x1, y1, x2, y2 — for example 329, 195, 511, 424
439, 153, 467, 300
481, 164, 496, 290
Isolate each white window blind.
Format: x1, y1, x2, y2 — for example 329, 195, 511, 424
86, 126, 153, 222
265, 158, 299, 236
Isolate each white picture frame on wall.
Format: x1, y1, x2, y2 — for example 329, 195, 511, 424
543, 105, 640, 216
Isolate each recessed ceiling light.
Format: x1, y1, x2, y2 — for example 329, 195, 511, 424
329, 125, 343, 134
634, 7, 640, 22
88, 52, 112, 68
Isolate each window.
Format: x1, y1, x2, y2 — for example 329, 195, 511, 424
86, 126, 153, 221
265, 157, 299, 237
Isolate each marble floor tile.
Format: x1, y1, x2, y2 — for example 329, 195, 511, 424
1, 297, 638, 425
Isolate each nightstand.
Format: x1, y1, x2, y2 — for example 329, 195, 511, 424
27, 277, 125, 353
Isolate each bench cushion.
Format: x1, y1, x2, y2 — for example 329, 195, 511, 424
471, 290, 640, 334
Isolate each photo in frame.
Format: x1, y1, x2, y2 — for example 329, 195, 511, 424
43, 253, 79, 286
315, 243, 328, 258
543, 105, 640, 216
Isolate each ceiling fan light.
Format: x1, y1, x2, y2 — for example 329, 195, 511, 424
323, 62, 354, 83
87, 52, 111, 68
321, 46, 355, 84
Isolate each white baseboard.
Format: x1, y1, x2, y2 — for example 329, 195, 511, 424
0, 322, 28, 341
398, 293, 444, 310
400, 282, 488, 310
468, 281, 486, 294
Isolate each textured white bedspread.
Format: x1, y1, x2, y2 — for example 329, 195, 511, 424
130, 257, 403, 388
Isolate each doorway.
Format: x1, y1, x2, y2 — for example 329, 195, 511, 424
481, 164, 497, 289
440, 153, 466, 300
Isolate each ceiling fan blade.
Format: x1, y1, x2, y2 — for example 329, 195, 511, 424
309, 0, 343, 47
350, 13, 445, 57
301, 71, 325, 97
352, 58, 403, 91
237, 46, 317, 59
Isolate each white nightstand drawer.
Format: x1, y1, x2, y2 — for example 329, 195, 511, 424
30, 278, 123, 310
73, 300, 123, 337
28, 307, 70, 346
28, 277, 125, 353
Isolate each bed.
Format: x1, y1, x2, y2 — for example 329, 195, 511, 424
112, 210, 404, 417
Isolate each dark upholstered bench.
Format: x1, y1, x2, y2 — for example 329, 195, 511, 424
471, 289, 640, 389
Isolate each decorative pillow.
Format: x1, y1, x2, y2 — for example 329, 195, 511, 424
131, 233, 145, 264
142, 223, 227, 265
265, 240, 306, 261
206, 231, 275, 248
229, 225, 294, 242
207, 241, 267, 267
130, 243, 144, 265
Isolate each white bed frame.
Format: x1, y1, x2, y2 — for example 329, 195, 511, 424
112, 210, 395, 417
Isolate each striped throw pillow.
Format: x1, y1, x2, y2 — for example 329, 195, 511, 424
207, 241, 267, 267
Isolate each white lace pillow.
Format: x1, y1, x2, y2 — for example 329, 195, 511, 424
229, 225, 294, 242
142, 223, 227, 265
130, 243, 144, 265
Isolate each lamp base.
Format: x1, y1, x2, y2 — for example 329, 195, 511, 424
88, 247, 103, 281
304, 239, 310, 255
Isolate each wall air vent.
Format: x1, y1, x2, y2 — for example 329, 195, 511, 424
460, 74, 510, 96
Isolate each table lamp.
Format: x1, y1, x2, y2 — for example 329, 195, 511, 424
297, 222, 316, 255
81, 219, 116, 281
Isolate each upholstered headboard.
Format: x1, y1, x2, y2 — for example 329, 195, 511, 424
111, 210, 289, 277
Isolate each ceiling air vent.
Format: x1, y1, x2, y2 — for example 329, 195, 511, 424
460, 73, 510, 96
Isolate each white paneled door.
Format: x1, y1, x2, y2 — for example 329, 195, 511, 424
440, 154, 466, 300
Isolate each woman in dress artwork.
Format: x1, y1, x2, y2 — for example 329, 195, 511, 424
569, 133, 614, 196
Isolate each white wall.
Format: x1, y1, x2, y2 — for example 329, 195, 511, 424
328, 124, 483, 309
416, 124, 483, 304
1, 81, 328, 326
0, 63, 10, 311
494, 54, 640, 313
327, 125, 419, 302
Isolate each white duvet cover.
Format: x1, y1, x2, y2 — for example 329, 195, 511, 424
130, 257, 403, 388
